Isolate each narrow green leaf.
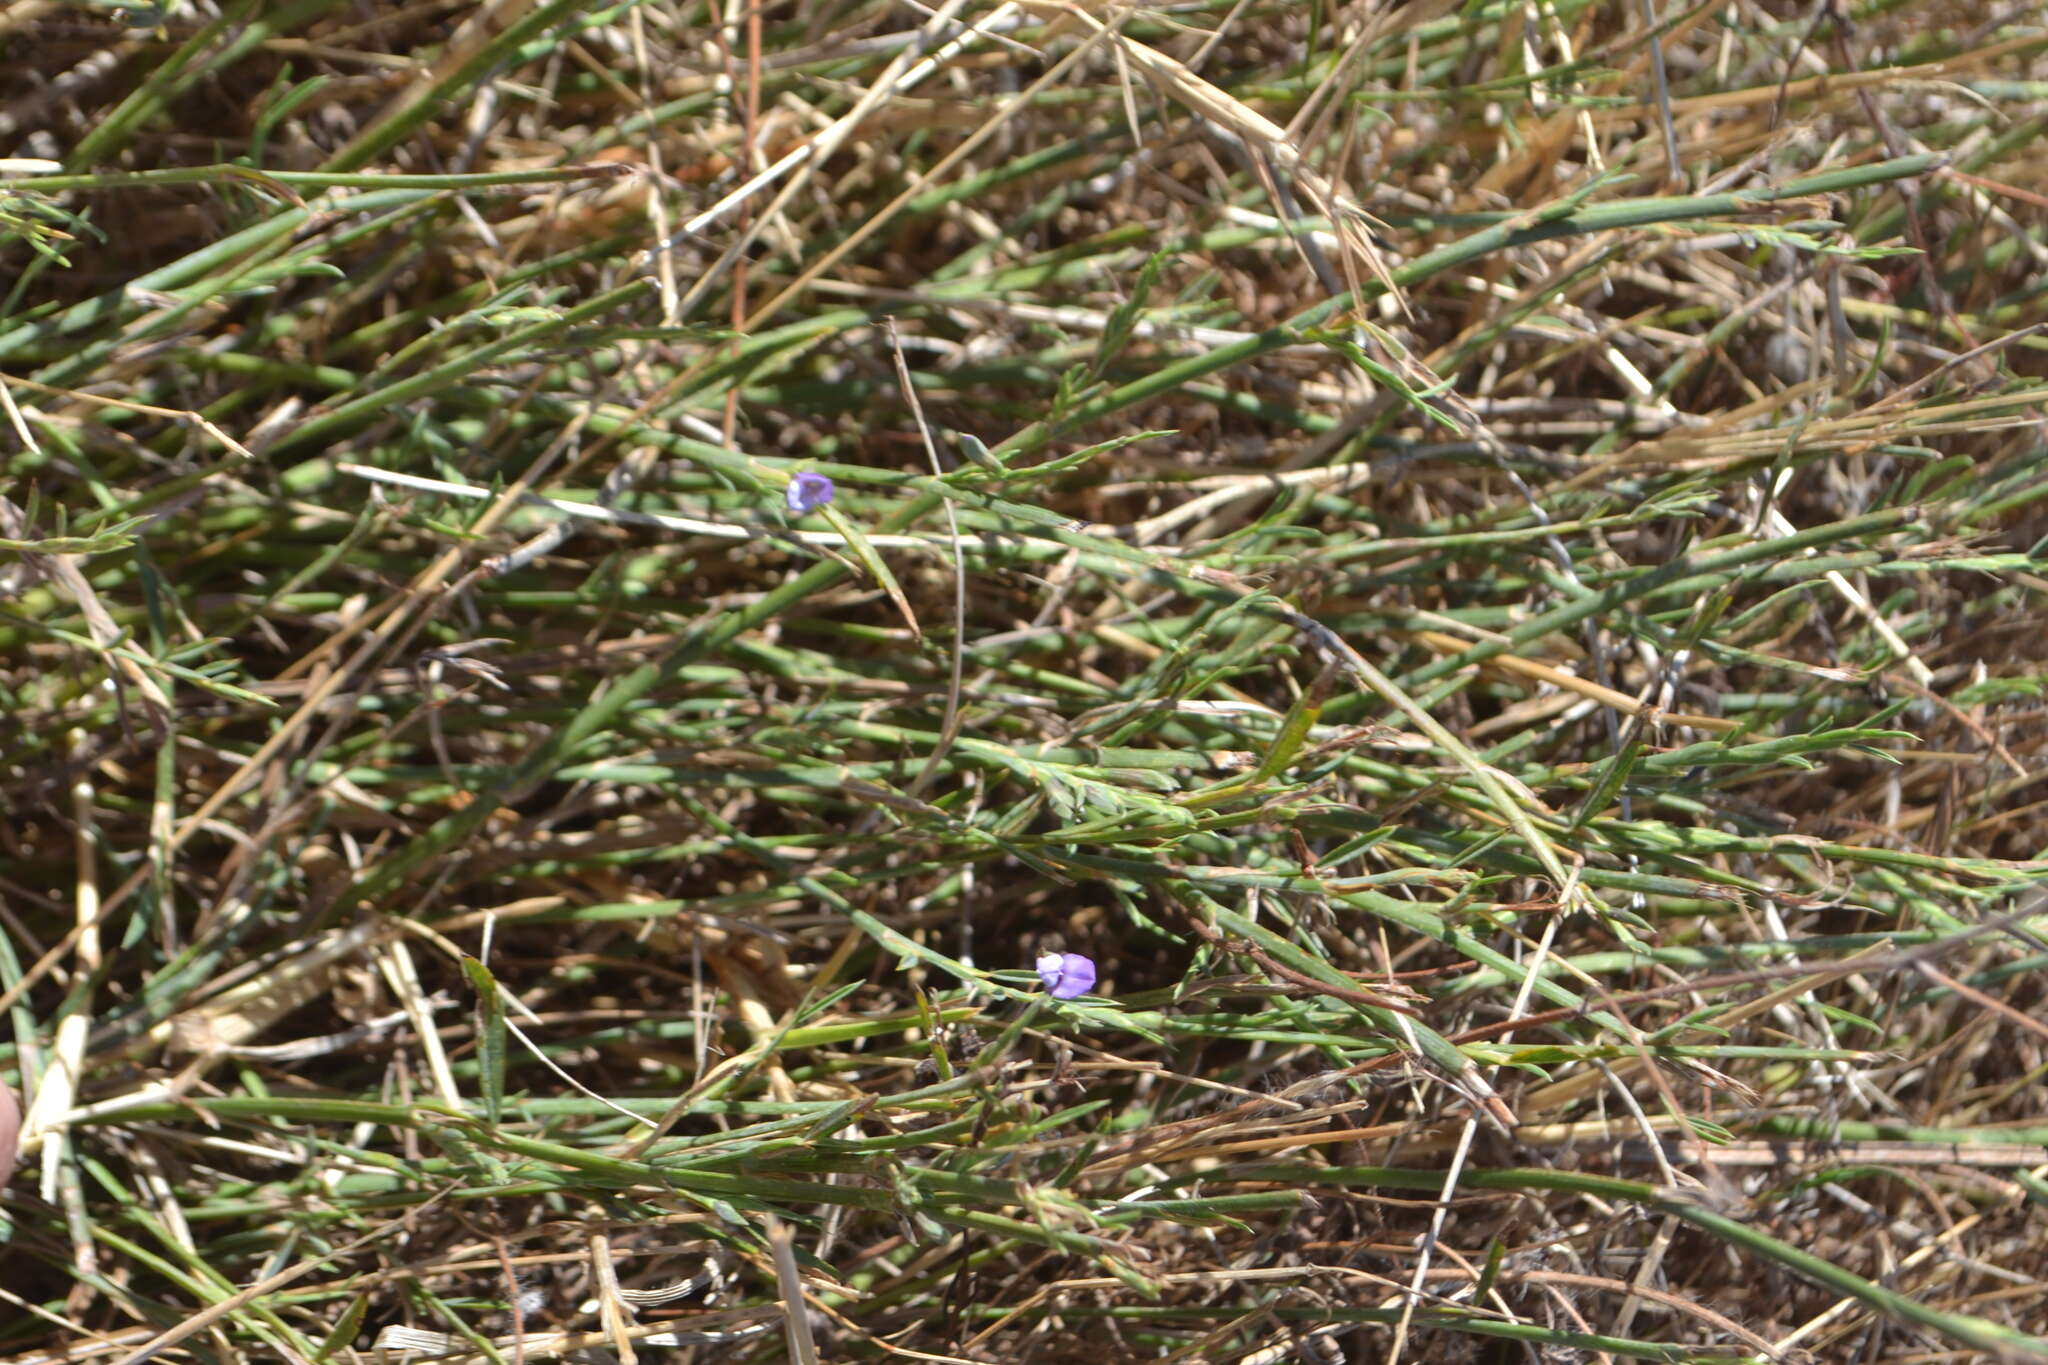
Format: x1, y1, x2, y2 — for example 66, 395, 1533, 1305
460, 956, 507, 1127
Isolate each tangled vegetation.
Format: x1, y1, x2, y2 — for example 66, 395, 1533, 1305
2, 0, 2047, 1360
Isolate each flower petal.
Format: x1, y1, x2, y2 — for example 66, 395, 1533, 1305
786, 471, 835, 514
1036, 951, 1097, 1000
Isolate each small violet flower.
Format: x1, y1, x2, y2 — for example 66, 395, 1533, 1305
1035, 951, 1097, 1000
786, 471, 835, 515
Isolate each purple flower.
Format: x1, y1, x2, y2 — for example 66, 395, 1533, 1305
786, 471, 835, 515
1035, 952, 1097, 1000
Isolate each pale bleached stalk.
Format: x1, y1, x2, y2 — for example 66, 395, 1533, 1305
21, 730, 101, 1187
